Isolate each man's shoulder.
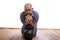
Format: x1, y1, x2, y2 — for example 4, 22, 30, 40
32, 10, 39, 15
20, 11, 25, 16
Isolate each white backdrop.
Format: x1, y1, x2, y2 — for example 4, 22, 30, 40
0, 0, 60, 29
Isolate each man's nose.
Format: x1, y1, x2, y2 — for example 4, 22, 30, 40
27, 11, 30, 13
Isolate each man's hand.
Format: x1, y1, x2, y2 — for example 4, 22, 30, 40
27, 15, 32, 20
25, 15, 32, 23
25, 15, 35, 27
24, 15, 35, 27
24, 15, 32, 26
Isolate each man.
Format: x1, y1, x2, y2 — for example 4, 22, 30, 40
20, 3, 39, 37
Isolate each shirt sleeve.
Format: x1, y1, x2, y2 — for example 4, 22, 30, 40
32, 12, 39, 23
20, 13, 25, 23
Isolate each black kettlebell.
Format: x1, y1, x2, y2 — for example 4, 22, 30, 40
23, 24, 34, 40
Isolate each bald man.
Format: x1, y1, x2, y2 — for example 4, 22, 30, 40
20, 3, 39, 37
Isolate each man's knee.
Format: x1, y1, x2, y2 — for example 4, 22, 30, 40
21, 26, 25, 35
33, 27, 37, 36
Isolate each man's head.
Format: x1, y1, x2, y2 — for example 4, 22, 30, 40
24, 3, 33, 14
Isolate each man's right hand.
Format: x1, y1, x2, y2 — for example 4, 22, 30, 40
25, 15, 32, 21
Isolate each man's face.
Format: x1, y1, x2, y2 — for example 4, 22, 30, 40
24, 5, 33, 14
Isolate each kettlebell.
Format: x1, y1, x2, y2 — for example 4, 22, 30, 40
23, 24, 34, 40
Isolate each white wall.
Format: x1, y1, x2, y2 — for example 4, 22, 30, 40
0, 0, 60, 29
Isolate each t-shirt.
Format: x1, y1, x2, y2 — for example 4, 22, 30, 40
20, 11, 39, 26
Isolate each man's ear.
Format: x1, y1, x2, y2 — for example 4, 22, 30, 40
32, 8, 33, 10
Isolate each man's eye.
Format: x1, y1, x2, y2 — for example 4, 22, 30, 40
25, 9, 31, 11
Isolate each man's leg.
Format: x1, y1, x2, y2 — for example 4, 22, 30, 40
21, 26, 37, 37
33, 26, 37, 37
21, 26, 25, 35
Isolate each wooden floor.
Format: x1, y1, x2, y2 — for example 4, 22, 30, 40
0, 28, 60, 40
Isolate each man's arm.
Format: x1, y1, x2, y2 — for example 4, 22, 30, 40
20, 13, 29, 26
28, 20, 36, 27
32, 12, 39, 26
25, 15, 36, 27
25, 13, 39, 27
23, 19, 29, 26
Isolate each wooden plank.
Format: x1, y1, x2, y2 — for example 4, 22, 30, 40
0, 29, 60, 40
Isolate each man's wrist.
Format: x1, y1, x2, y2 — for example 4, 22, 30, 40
29, 20, 34, 26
